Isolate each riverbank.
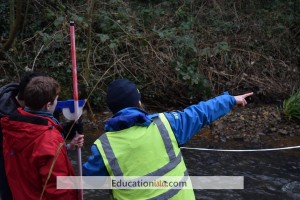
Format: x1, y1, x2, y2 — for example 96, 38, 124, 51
191, 104, 300, 151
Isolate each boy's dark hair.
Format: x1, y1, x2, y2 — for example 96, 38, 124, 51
24, 77, 61, 110
17, 71, 45, 100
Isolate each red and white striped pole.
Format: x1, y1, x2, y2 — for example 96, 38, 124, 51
70, 21, 83, 200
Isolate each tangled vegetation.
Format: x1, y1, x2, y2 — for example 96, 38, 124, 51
0, 0, 300, 110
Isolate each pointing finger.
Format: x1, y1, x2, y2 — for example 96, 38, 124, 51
243, 92, 254, 98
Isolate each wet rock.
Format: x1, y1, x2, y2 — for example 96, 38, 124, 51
266, 185, 277, 191
252, 136, 260, 143
279, 129, 288, 135
282, 181, 300, 198
257, 132, 265, 136
270, 127, 277, 132
219, 133, 226, 143
230, 118, 237, 122
216, 123, 224, 130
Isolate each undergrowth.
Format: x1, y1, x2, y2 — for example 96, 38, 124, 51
0, 0, 299, 109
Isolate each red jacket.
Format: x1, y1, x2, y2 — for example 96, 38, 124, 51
1, 108, 77, 200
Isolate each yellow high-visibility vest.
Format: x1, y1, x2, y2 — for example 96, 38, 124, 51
95, 113, 195, 200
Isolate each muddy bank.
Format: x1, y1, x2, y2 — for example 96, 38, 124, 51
190, 104, 300, 149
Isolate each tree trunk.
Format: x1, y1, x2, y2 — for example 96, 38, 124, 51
2, 0, 23, 51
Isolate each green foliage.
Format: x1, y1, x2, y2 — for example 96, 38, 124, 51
171, 58, 211, 99
283, 91, 300, 121
1, 0, 300, 109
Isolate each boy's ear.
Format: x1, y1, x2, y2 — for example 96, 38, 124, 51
45, 102, 52, 110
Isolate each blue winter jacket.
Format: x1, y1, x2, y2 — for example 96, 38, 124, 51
83, 93, 236, 176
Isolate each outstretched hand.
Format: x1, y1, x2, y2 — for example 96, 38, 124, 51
234, 92, 253, 107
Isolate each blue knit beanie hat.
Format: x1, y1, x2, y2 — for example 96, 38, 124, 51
107, 79, 141, 114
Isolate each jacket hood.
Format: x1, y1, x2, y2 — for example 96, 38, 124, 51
1, 108, 62, 151
0, 83, 19, 117
104, 107, 153, 132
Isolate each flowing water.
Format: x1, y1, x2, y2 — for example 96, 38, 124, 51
69, 131, 300, 200
182, 148, 300, 199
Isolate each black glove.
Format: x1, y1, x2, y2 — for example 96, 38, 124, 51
62, 118, 83, 140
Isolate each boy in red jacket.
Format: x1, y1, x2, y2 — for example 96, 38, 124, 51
1, 76, 83, 200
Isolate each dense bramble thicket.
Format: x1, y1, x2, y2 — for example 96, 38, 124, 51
1, 0, 299, 109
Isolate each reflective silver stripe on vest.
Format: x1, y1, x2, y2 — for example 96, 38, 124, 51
144, 152, 182, 177
148, 170, 190, 200
152, 117, 176, 161
99, 116, 181, 177
100, 134, 123, 176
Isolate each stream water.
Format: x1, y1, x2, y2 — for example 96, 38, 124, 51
182, 147, 300, 199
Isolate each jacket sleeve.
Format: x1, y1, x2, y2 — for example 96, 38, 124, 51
33, 136, 76, 199
164, 93, 236, 145
83, 144, 109, 176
